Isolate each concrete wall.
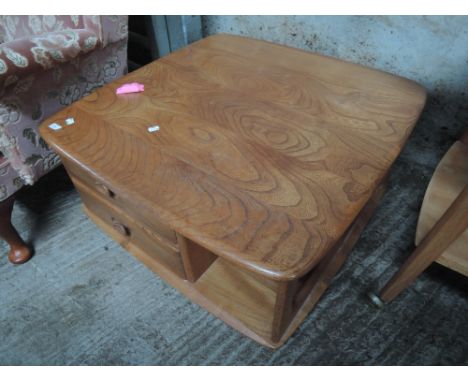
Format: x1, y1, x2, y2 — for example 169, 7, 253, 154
202, 16, 468, 169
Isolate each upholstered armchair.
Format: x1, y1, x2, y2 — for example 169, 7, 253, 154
0, 16, 128, 264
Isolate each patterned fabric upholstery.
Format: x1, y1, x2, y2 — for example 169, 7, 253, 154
0, 16, 128, 201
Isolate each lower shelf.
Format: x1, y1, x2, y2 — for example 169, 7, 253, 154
84, 205, 281, 347
82, 177, 386, 348
85, 204, 330, 348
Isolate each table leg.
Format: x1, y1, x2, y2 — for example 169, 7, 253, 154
369, 186, 468, 306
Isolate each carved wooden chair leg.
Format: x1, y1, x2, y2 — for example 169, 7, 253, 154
0, 195, 32, 264
368, 186, 468, 307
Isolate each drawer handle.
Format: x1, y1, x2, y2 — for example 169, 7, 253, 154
96, 182, 116, 199
112, 221, 131, 237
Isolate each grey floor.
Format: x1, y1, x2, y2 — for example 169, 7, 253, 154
1, 96, 468, 365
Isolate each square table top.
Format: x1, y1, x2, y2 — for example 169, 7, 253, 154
41, 34, 427, 281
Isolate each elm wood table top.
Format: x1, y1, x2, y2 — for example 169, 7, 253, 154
40, 34, 426, 281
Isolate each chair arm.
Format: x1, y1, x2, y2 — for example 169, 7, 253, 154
0, 28, 100, 88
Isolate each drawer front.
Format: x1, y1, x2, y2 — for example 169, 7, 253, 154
62, 157, 178, 245
75, 177, 186, 279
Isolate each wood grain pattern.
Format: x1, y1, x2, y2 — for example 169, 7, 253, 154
40, 34, 426, 281
415, 141, 468, 276
272, 179, 386, 344
62, 156, 178, 247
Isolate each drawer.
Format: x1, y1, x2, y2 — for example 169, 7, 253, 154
62, 157, 178, 245
74, 177, 186, 279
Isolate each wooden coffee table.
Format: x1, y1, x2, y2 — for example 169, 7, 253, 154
40, 34, 426, 348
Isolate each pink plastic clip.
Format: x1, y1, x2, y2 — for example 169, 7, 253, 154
116, 82, 145, 94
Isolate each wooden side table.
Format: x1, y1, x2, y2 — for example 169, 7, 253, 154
368, 131, 468, 307
40, 34, 426, 348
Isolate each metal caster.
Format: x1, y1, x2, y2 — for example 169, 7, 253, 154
366, 291, 385, 309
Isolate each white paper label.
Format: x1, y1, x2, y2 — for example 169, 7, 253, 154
147, 125, 160, 133
65, 117, 75, 126
48, 123, 62, 130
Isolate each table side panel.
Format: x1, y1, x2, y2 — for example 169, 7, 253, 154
75, 177, 186, 279
62, 155, 178, 247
